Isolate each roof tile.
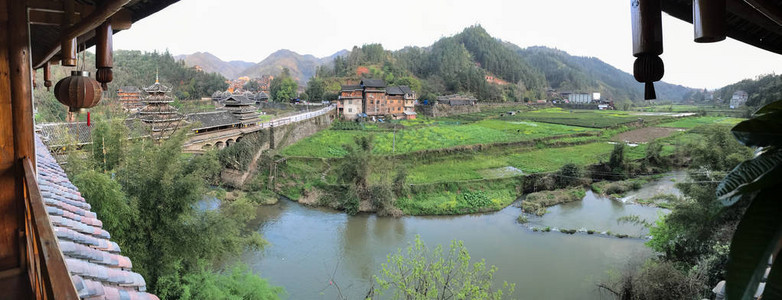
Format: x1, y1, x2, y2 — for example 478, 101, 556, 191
35, 135, 155, 299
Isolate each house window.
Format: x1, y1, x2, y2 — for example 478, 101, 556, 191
348, 108, 353, 112
348, 100, 352, 105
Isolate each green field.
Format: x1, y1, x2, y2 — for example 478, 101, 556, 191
405, 142, 652, 184
282, 119, 596, 157
499, 107, 672, 128
656, 116, 744, 128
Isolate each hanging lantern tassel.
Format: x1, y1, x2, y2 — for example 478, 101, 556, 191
44, 62, 53, 91
95, 21, 114, 90
631, 0, 664, 100
634, 54, 664, 100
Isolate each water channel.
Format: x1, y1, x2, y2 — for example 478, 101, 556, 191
242, 172, 685, 299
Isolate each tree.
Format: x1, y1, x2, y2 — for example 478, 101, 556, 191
374, 235, 514, 299
243, 80, 261, 92
269, 68, 298, 102
555, 163, 581, 188
608, 143, 626, 179
711, 100, 782, 299
305, 76, 325, 101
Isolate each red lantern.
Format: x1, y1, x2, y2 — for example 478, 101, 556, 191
54, 71, 103, 112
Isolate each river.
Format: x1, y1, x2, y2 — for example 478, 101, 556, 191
242, 173, 683, 299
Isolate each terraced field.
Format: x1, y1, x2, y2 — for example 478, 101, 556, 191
499, 107, 673, 128
656, 116, 744, 128
282, 119, 596, 157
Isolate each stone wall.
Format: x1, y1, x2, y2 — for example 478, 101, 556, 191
221, 111, 334, 188
416, 103, 481, 118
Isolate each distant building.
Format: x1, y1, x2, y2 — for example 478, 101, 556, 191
117, 86, 143, 112
361, 79, 388, 118
568, 93, 592, 104
337, 79, 417, 120
134, 75, 185, 140
338, 84, 363, 119
436, 94, 477, 106
730, 90, 749, 109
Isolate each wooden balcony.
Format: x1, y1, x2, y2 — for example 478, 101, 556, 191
0, 158, 79, 300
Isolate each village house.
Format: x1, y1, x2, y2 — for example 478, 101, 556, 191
338, 79, 417, 120
338, 84, 363, 119
361, 79, 388, 118
730, 90, 749, 109
117, 86, 143, 111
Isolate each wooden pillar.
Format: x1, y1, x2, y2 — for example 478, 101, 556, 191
9, 0, 34, 167
0, 0, 20, 271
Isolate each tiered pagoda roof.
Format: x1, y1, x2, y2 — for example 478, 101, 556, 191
136, 75, 184, 139
223, 94, 261, 126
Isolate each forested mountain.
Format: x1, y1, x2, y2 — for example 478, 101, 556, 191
714, 74, 782, 107
515, 46, 692, 101
174, 52, 254, 79
313, 26, 695, 102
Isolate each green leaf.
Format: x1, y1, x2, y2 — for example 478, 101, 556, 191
753, 100, 782, 116
726, 187, 782, 300
717, 148, 782, 206
732, 111, 782, 148
762, 253, 782, 299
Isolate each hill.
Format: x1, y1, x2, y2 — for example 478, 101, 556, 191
515, 46, 693, 101
714, 74, 782, 107
237, 49, 347, 85
174, 52, 253, 79
314, 26, 695, 102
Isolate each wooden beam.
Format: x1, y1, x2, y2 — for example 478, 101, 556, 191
743, 0, 782, 26
33, 0, 132, 69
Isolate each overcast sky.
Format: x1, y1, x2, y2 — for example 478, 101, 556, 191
114, 0, 781, 89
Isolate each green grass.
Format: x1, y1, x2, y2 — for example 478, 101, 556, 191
656, 116, 744, 128
281, 119, 595, 158
405, 142, 648, 184
397, 181, 517, 215
500, 107, 671, 128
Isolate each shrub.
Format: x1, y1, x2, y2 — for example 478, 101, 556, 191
516, 215, 528, 224
462, 191, 491, 208
556, 163, 582, 188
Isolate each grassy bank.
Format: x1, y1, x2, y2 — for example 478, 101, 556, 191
521, 188, 586, 216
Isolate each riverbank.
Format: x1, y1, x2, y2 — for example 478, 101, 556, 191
255, 107, 741, 216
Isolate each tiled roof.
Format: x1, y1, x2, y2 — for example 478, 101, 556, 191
37, 120, 149, 147
187, 111, 240, 130
35, 136, 158, 300
223, 94, 255, 106
360, 79, 386, 88
341, 84, 361, 91
118, 86, 141, 93
143, 82, 172, 94
387, 86, 413, 95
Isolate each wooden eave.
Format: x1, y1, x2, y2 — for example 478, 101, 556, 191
661, 0, 782, 54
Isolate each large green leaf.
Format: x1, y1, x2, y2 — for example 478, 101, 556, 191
716, 148, 782, 206
726, 186, 782, 300
753, 100, 782, 116
732, 111, 782, 148
761, 253, 782, 299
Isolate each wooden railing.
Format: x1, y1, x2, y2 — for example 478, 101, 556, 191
21, 157, 79, 299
